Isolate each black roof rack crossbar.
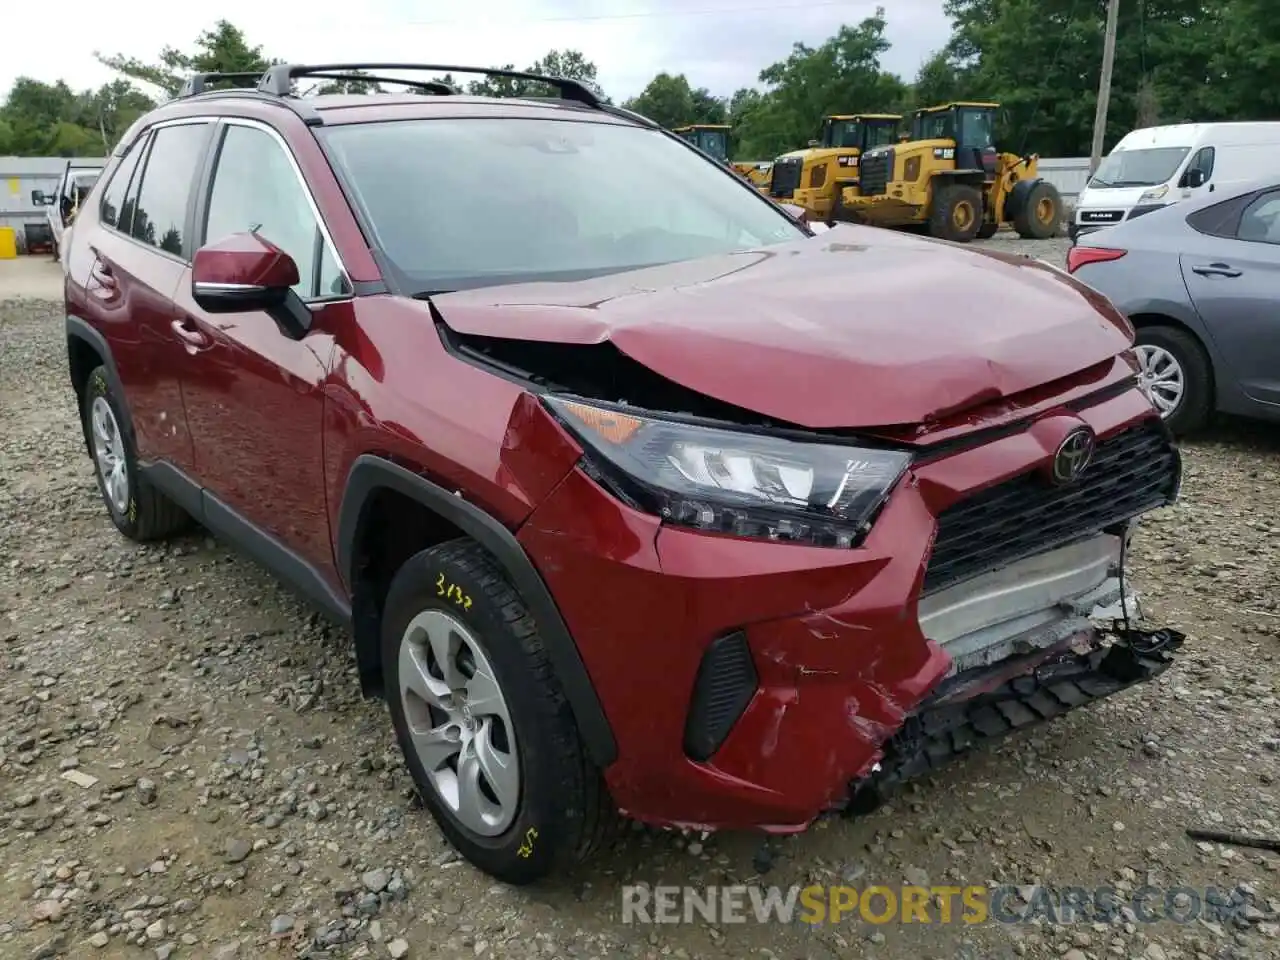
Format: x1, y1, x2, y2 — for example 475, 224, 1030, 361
298, 72, 457, 96
177, 72, 269, 98
258, 62, 602, 108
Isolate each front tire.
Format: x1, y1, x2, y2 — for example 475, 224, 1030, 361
382, 539, 615, 884
1014, 181, 1062, 239
930, 184, 984, 242
1133, 325, 1213, 435
82, 365, 190, 541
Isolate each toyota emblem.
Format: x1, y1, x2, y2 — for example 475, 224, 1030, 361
1050, 427, 1096, 485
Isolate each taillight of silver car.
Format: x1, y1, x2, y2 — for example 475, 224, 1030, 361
1065, 246, 1127, 274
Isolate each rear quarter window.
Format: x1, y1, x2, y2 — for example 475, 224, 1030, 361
1185, 192, 1254, 238
99, 137, 148, 230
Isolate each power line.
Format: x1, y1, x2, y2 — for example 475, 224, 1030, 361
397, 0, 869, 26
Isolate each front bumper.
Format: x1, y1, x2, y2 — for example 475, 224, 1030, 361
849, 624, 1185, 813
517, 388, 1180, 832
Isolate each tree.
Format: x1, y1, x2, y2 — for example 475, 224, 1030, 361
0, 76, 150, 155
464, 50, 607, 100
95, 20, 277, 97
622, 73, 725, 128
732, 9, 908, 159
911, 50, 968, 109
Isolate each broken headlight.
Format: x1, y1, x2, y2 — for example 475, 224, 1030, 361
545, 397, 911, 548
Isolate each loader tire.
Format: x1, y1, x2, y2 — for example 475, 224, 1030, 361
1014, 180, 1062, 239
929, 184, 984, 243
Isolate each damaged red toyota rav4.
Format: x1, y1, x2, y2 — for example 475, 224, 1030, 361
63, 63, 1184, 884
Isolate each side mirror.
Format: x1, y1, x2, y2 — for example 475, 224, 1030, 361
191, 232, 311, 338
1185, 168, 1206, 188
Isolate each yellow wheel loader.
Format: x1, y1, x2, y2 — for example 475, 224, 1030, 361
674, 124, 732, 162
834, 102, 1063, 243
673, 124, 772, 189
766, 114, 902, 220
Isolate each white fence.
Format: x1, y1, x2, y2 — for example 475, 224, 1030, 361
1037, 157, 1091, 206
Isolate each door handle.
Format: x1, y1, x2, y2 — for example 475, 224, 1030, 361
1190, 263, 1241, 278
88, 258, 117, 291
170, 318, 210, 348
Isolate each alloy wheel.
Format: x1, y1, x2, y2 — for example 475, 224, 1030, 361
397, 609, 520, 836
1134, 344, 1185, 418
90, 396, 130, 514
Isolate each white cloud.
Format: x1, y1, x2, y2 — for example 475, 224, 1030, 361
1, 0, 949, 103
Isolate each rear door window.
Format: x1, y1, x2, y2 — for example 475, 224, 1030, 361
128, 121, 214, 258
1236, 190, 1280, 244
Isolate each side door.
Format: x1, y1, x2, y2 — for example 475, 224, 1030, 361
77, 120, 215, 473
175, 118, 351, 576
1180, 187, 1280, 406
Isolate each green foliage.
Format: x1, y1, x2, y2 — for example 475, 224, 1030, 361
463, 50, 608, 101
0, 76, 155, 156
622, 73, 727, 128
4, 5, 1278, 161
94, 20, 277, 97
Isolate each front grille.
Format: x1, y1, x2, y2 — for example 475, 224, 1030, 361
769, 158, 802, 198
1078, 209, 1124, 224
858, 149, 892, 196
922, 420, 1180, 595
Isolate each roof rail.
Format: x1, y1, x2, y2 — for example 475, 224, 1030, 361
177, 87, 325, 126
257, 62, 602, 108
176, 72, 266, 98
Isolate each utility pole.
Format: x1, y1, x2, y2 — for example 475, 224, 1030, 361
1089, 0, 1121, 175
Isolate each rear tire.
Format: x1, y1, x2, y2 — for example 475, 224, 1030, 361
1133, 325, 1213, 436
1014, 181, 1062, 239
382, 539, 616, 884
82, 365, 191, 542
929, 184, 984, 242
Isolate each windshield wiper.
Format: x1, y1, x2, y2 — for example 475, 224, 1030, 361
1090, 177, 1116, 187
411, 290, 454, 299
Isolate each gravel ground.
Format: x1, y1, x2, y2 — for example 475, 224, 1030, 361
2, 239, 1279, 959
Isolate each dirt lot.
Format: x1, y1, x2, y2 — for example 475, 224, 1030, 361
2, 238, 1278, 960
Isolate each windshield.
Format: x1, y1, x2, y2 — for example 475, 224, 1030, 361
824, 120, 862, 148
864, 122, 898, 149
321, 118, 804, 292
1090, 146, 1190, 188
695, 130, 728, 161
913, 110, 952, 141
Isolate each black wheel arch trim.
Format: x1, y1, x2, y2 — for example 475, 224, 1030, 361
65, 314, 136, 444
336, 454, 618, 768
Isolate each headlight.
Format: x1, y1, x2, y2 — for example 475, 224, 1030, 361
544, 397, 912, 548
1137, 184, 1169, 204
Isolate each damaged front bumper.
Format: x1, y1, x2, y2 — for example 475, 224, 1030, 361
518, 397, 1182, 832
847, 623, 1185, 815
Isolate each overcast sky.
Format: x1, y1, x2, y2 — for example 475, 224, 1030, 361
3, 0, 951, 103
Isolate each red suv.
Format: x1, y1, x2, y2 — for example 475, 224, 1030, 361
64, 62, 1185, 884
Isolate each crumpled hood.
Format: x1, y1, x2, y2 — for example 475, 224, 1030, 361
431, 224, 1132, 429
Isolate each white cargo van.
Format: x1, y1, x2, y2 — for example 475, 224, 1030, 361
1070, 121, 1280, 242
